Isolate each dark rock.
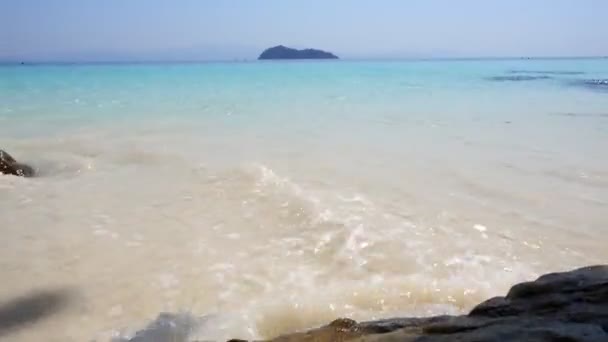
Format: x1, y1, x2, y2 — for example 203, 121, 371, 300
0, 150, 35, 177
258, 46, 339, 60
0, 150, 17, 164
263, 265, 608, 342
10, 163, 35, 177
118, 266, 608, 341
486, 75, 552, 82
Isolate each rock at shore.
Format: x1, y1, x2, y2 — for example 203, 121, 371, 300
263, 265, 608, 342
0, 149, 35, 177
258, 46, 339, 60
121, 265, 608, 342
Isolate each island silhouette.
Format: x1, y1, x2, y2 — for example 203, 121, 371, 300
258, 45, 339, 60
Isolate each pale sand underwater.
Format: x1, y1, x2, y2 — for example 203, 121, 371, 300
1, 59, 608, 341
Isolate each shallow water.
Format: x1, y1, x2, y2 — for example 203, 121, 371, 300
1, 59, 608, 341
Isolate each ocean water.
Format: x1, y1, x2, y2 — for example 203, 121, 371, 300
1, 59, 607, 341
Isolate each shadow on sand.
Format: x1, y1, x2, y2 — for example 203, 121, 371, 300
0, 288, 74, 338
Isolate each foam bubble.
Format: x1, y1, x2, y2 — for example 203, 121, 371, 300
473, 224, 487, 232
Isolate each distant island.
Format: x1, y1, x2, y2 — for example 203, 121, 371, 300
258, 45, 339, 60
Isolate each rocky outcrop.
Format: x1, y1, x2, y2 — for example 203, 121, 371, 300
120, 265, 608, 342
258, 46, 339, 60
261, 265, 608, 342
0, 150, 35, 177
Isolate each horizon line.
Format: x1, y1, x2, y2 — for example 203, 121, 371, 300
2, 55, 607, 65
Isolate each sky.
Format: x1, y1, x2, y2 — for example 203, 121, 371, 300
1, 0, 607, 61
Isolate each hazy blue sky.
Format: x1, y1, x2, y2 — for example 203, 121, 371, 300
1, 0, 607, 61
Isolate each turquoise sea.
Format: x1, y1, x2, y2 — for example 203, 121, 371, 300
1, 59, 608, 341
